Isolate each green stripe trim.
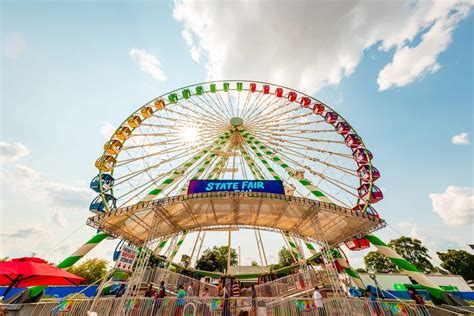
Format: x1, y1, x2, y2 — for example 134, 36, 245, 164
86, 233, 108, 245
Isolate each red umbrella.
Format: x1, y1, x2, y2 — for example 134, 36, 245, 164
0, 257, 85, 297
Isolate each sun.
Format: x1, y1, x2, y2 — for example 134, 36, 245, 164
180, 126, 199, 144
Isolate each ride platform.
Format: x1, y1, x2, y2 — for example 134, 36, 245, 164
87, 192, 385, 246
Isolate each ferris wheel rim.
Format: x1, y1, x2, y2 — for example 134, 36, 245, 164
94, 80, 380, 214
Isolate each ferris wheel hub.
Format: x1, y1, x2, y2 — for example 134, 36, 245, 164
230, 117, 244, 127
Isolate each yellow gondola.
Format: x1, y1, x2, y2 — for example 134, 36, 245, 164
95, 155, 116, 172
127, 115, 142, 128
114, 126, 131, 140
154, 99, 165, 110
103, 140, 123, 155
140, 106, 154, 118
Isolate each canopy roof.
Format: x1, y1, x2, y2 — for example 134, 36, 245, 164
87, 192, 385, 246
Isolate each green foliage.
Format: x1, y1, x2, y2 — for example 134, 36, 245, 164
355, 268, 367, 273
195, 246, 238, 272
68, 258, 107, 284
388, 236, 434, 273
270, 248, 295, 270
251, 260, 259, 266
364, 251, 396, 273
181, 254, 191, 268
437, 249, 474, 281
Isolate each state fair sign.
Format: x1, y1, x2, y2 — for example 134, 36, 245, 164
115, 245, 137, 272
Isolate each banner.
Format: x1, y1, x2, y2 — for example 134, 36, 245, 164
114, 245, 137, 272
188, 180, 285, 194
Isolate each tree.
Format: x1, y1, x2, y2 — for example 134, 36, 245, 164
180, 254, 191, 268
278, 247, 295, 267
195, 246, 238, 272
437, 250, 474, 281
388, 237, 434, 273
68, 258, 107, 284
251, 260, 259, 266
364, 251, 396, 273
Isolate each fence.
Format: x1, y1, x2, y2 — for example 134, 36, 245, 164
254, 269, 325, 297
3, 296, 463, 316
140, 267, 219, 297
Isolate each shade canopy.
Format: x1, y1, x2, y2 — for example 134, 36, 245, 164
88, 192, 385, 246
0, 257, 85, 288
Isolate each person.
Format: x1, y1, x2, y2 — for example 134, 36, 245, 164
251, 284, 257, 315
223, 284, 231, 316
364, 289, 380, 316
313, 286, 324, 315
232, 280, 241, 297
157, 281, 166, 298
144, 283, 154, 297
176, 285, 186, 316
201, 287, 211, 316
187, 282, 193, 297
217, 279, 223, 296
407, 287, 429, 316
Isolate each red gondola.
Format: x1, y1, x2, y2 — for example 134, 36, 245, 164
345, 134, 361, 148
275, 87, 283, 97
352, 204, 379, 217
312, 103, 324, 115
335, 122, 351, 135
300, 97, 311, 108
345, 238, 370, 251
357, 165, 380, 182
358, 184, 383, 203
250, 82, 257, 92
324, 112, 338, 124
288, 91, 297, 102
352, 148, 373, 164
262, 84, 270, 94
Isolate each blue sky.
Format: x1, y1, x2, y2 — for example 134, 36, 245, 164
1, 1, 473, 268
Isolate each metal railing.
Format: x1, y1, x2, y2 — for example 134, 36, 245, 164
254, 269, 325, 297
2, 296, 464, 315
140, 267, 219, 297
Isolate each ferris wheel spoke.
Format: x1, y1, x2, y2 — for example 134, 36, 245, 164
241, 93, 276, 122
272, 151, 359, 194
250, 131, 352, 160
275, 147, 357, 176
193, 94, 230, 123
179, 98, 229, 126
243, 95, 290, 124
246, 107, 310, 127
163, 105, 226, 128
202, 91, 233, 120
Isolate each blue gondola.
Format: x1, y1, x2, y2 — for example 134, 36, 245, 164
90, 174, 114, 193
89, 194, 116, 214
113, 240, 125, 261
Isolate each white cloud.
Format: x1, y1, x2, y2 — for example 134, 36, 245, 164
397, 222, 426, 242
429, 186, 473, 225
378, 2, 471, 90
0, 227, 48, 239
0, 141, 30, 164
100, 122, 116, 139
129, 48, 167, 81
173, 0, 472, 94
3, 32, 26, 59
50, 211, 67, 228
451, 132, 470, 145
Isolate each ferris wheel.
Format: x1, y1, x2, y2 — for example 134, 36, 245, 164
90, 80, 382, 218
